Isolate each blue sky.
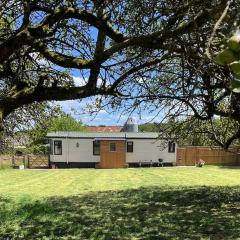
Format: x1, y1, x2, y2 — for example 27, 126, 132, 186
58, 99, 163, 126
56, 75, 164, 126
52, 26, 164, 126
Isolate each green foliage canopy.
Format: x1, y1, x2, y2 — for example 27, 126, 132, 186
30, 114, 86, 145
1, 0, 240, 148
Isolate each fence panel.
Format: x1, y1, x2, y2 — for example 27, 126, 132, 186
0, 155, 49, 169
176, 147, 240, 166
176, 148, 186, 166
28, 155, 49, 168
0, 155, 12, 169
12, 156, 26, 168
185, 147, 197, 166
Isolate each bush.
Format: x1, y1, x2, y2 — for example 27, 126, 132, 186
31, 144, 49, 155
14, 145, 49, 155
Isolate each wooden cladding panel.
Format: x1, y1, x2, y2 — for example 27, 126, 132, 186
176, 147, 240, 166
176, 148, 186, 166
98, 140, 127, 169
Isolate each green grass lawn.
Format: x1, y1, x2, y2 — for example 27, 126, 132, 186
0, 166, 240, 239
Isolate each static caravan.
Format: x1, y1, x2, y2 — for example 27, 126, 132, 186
46, 132, 177, 168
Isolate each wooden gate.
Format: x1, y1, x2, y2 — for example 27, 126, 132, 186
28, 155, 49, 168
12, 155, 27, 168
177, 147, 240, 166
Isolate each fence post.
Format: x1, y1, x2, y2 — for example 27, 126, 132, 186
27, 155, 30, 168
27, 155, 30, 169
12, 155, 15, 168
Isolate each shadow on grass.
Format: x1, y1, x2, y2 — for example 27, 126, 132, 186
217, 165, 240, 169
1, 186, 240, 239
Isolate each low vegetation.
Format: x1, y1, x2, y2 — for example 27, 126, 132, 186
0, 166, 240, 239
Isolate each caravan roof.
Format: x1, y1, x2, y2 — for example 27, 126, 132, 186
46, 131, 159, 139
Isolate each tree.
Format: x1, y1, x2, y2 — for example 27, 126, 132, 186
0, 102, 62, 152
2, 0, 240, 148
18, 113, 86, 154
139, 118, 240, 147
3, 102, 62, 135
96, 0, 240, 148
48, 115, 86, 132
29, 114, 86, 145
139, 122, 159, 132
0, 0, 232, 131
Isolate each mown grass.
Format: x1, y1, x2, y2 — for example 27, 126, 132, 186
0, 166, 240, 239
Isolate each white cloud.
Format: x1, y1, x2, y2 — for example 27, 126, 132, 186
97, 78, 105, 87
72, 76, 105, 87
29, 53, 50, 67
98, 109, 107, 114
73, 76, 86, 86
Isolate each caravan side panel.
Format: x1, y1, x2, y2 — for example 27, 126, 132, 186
49, 138, 100, 163
49, 138, 67, 163
126, 139, 176, 163
67, 139, 100, 162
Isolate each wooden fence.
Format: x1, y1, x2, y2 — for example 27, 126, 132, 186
0, 155, 49, 169
27, 155, 49, 168
177, 147, 240, 166
0, 155, 12, 169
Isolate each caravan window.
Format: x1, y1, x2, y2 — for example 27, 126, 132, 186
168, 142, 175, 153
127, 141, 133, 152
93, 141, 100, 155
109, 143, 116, 152
54, 140, 62, 155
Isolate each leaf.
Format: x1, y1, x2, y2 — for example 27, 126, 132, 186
229, 61, 240, 75
232, 87, 240, 93
228, 35, 240, 52
214, 49, 236, 65
230, 78, 240, 91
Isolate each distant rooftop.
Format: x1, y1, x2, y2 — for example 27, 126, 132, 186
87, 126, 122, 133
46, 131, 159, 139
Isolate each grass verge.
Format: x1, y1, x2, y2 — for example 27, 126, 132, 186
0, 166, 239, 239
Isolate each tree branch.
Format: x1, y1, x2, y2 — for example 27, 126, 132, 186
32, 41, 93, 69
0, 85, 113, 118
110, 54, 174, 91
35, 7, 125, 43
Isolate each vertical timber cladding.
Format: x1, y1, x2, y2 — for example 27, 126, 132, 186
99, 140, 127, 168
176, 148, 186, 166
176, 146, 240, 166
